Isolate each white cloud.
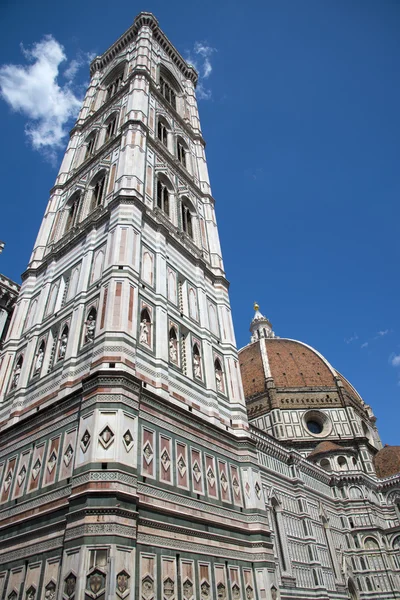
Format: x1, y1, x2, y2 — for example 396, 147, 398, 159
186, 41, 216, 101
361, 342, 368, 349
390, 354, 400, 367
0, 35, 84, 163
378, 329, 389, 337
345, 334, 358, 344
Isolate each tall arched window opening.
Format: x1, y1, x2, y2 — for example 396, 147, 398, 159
85, 134, 96, 160
160, 76, 176, 110
106, 74, 123, 101
65, 193, 81, 233
177, 140, 186, 167
157, 180, 169, 216
157, 120, 168, 147
270, 499, 287, 572
90, 174, 106, 212
105, 114, 117, 142
181, 202, 193, 238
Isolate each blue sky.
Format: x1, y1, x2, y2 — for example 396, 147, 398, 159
1, 0, 399, 445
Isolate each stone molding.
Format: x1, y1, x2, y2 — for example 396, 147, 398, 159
0, 486, 71, 521
65, 523, 135, 540
0, 536, 63, 563
138, 517, 271, 548
137, 532, 273, 564
73, 470, 137, 487
138, 482, 268, 525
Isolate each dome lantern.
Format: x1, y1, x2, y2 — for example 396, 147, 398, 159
250, 302, 275, 343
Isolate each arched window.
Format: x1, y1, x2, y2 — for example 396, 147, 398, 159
157, 117, 169, 147
364, 537, 379, 550
214, 358, 224, 393
271, 497, 287, 572
156, 179, 170, 216
365, 577, 373, 591
89, 172, 107, 212
169, 327, 179, 364
181, 199, 193, 238
139, 308, 151, 346
105, 113, 118, 142
177, 138, 186, 168
349, 486, 363, 499
360, 557, 367, 570
353, 535, 360, 549
160, 76, 176, 110
85, 132, 97, 160
106, 73, 123, 101
348, 579, 358, 600
65, 192, 81, 232
338, 456, 348, 470
320, 458, 331, 472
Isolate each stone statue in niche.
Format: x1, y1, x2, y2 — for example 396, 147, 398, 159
84, 311, 96, 343
215, 368, 222, 391
193, 352, 201, 379
58, 331, 68, 359
11, 360, 22, 389
139, 319, 150, 345
271, 586, 278, 600
169, 338, 178, 363
34, 346, 45, 373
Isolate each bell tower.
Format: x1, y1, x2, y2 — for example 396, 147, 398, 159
0, 14, 276, 600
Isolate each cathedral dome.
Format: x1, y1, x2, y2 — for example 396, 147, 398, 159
239, 305, 367, 418
374, 445, 400, 478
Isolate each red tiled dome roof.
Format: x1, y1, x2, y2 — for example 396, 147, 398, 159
308, 441, 343, 458
239, 338, 342, 396
374, 445, 400, 479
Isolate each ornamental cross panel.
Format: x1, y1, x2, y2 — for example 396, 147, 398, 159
143, 442, 154, 465
123, 429, 134, 452
177, 455, 187, 477
116, 570, 130, 599
206, 466, 215, 488
17, 465, 26, 487
220, 471, 228, 492
161, 448, 171, 471
47, 450, 58, 473
192, 461, 201, 482
99, 425, 115, 449
64, 444, 74, 466
32, 458, 41, 480
81, 430, 91, 453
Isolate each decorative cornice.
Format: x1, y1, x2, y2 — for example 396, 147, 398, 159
89, 13, 198, 85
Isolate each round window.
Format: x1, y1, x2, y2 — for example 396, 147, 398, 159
306, 420, 323, 434
302, 410, 332, 438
